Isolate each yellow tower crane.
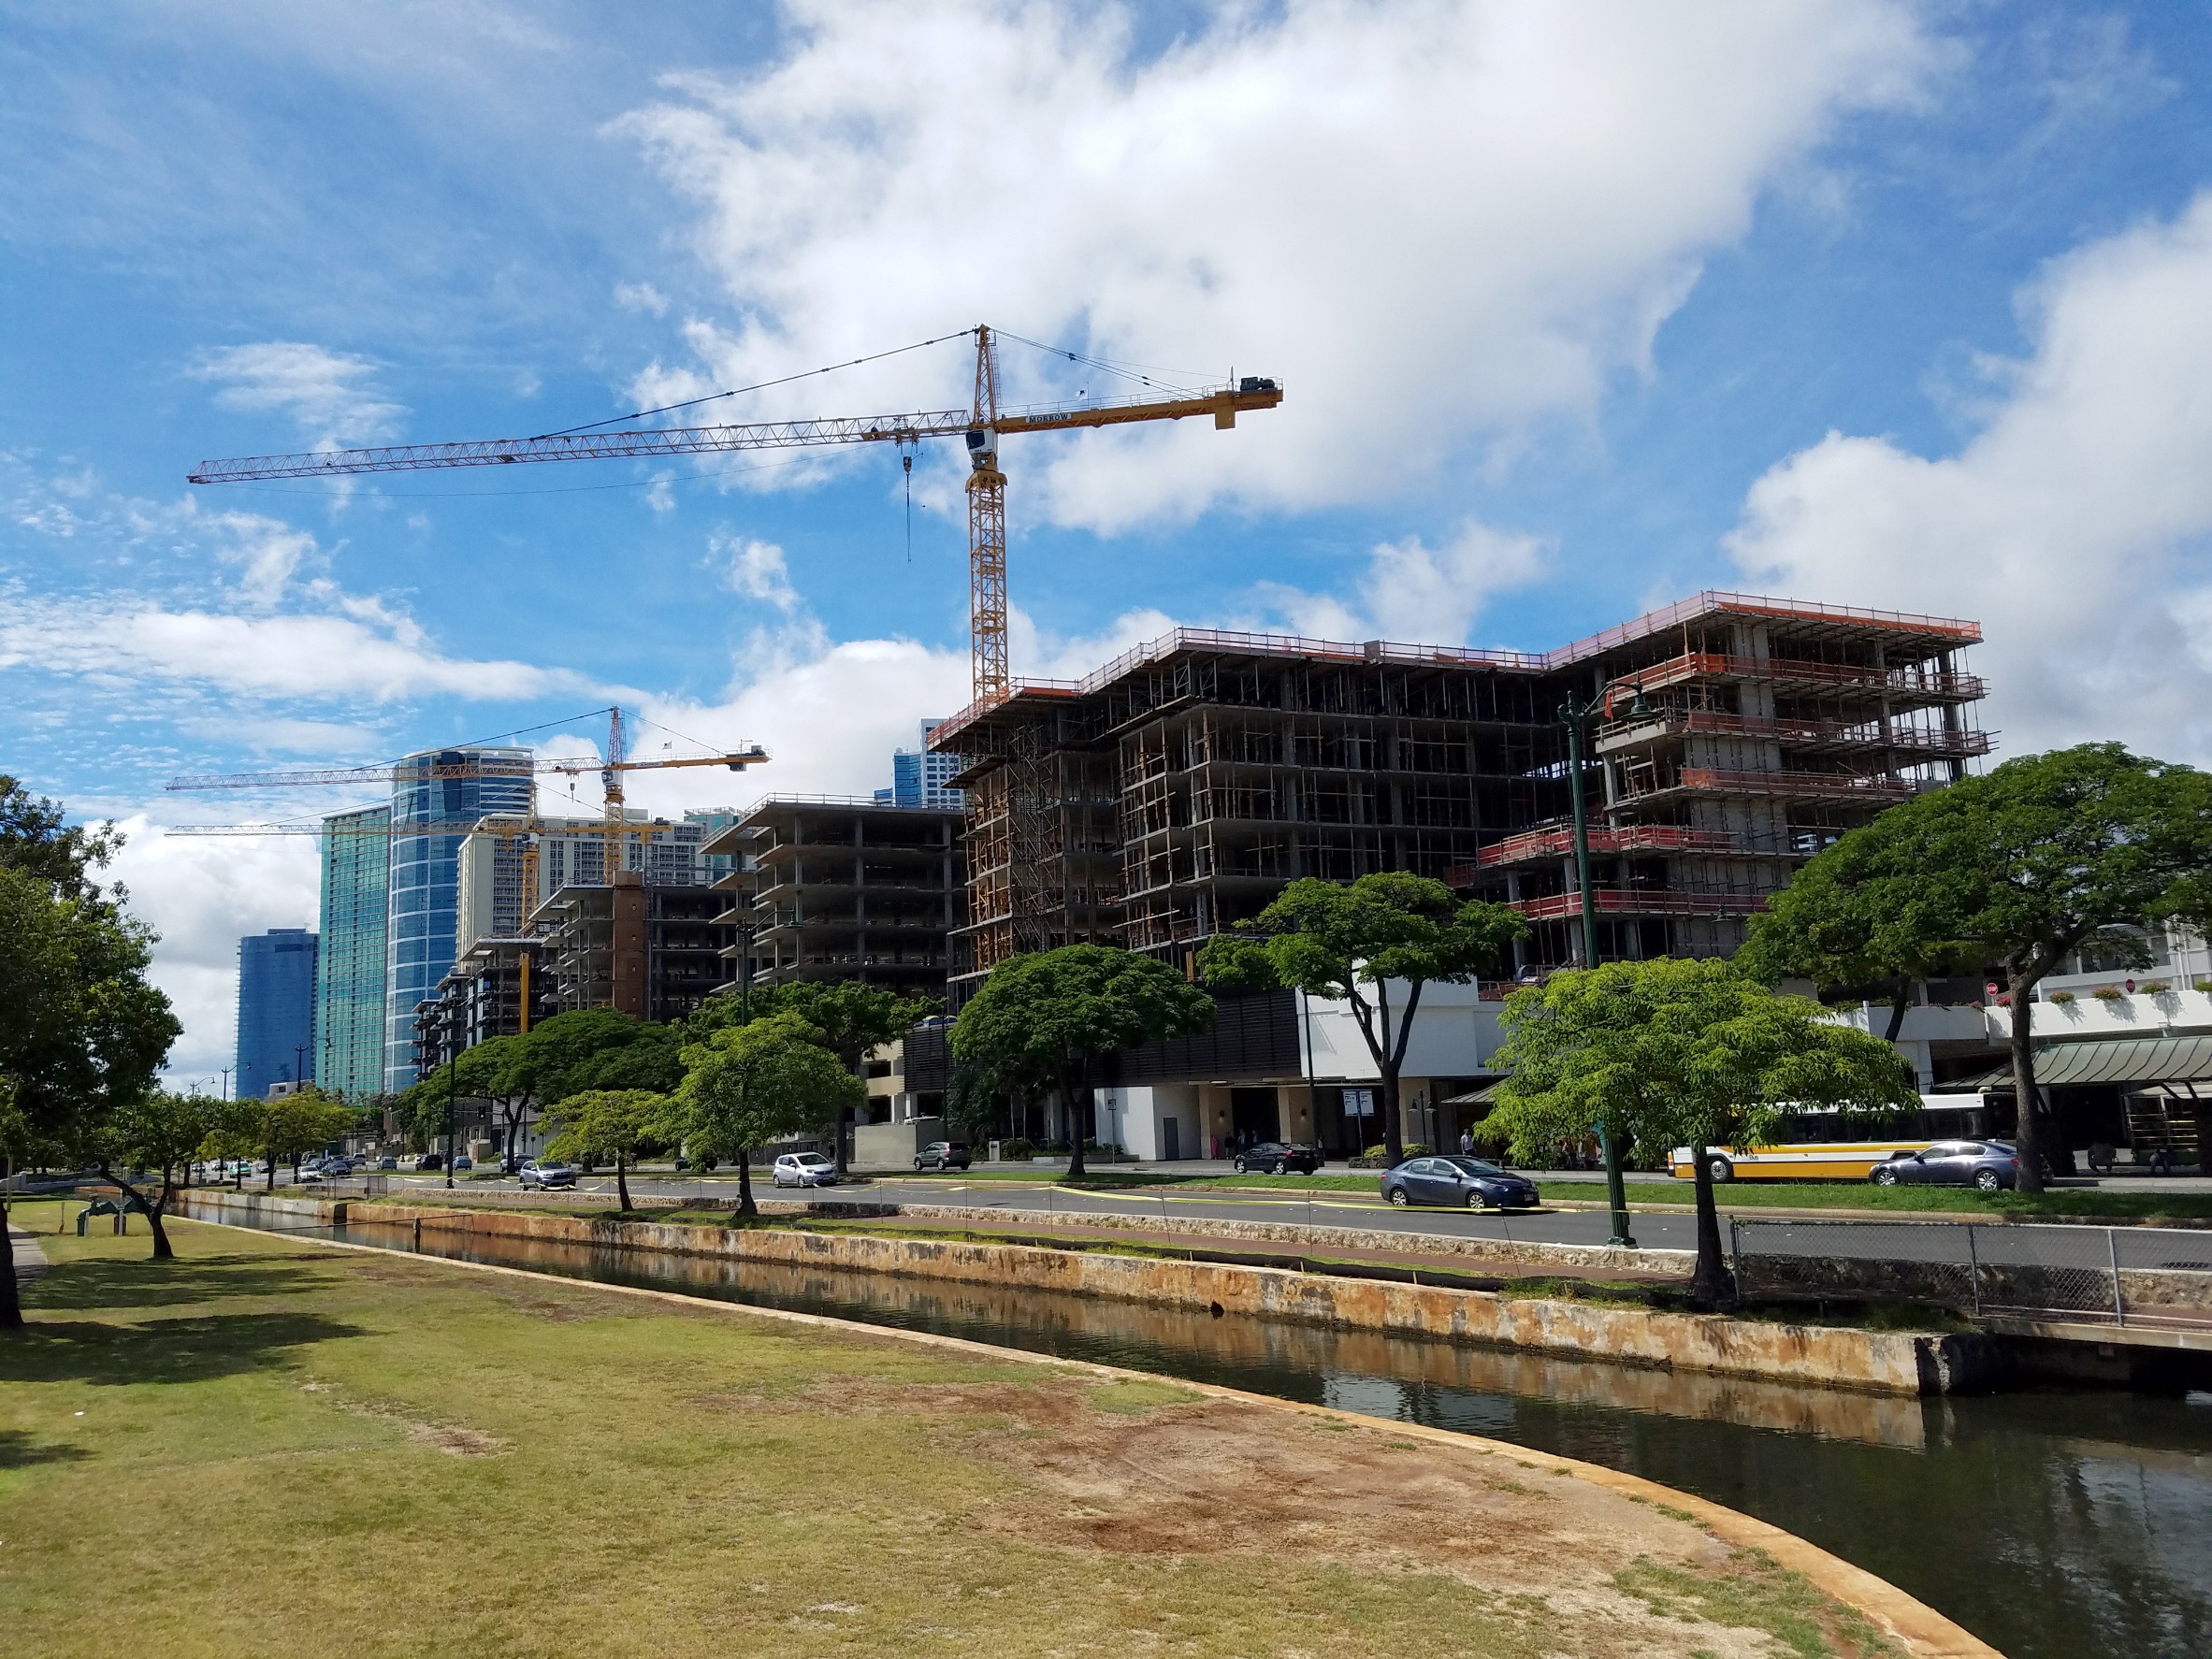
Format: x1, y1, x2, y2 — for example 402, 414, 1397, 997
188, 325, 1283, 705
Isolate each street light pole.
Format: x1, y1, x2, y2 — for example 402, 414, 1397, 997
1561, 684, 1639, 1250
444, 1010, 457, 1192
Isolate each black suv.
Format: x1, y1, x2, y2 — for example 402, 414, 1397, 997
915, 1140, 972, 1171
1232, 1141, 1323, 1175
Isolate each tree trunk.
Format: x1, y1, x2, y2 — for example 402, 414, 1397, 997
102, 1166, 174, 1262
1884, 978, 1912, 1044
615, 1153, 632, 1214
265, 1140, 276, 1191
2006, 978, 2046, 1195
1379, 1065, 1405, 1165
735, 1149, 757, 1218
1064, 1067, 1089, 1181
0, 1218, 22, 1331
1686, 1146, 1735, 1308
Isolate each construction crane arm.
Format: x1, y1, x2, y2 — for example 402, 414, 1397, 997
998, 380, 1282, 436
188, 411, 974, 483
166, 744, 766, 792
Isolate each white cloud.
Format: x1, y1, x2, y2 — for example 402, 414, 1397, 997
191, 341, 404, 449
1728, 191, 2212, 764
1, 591, 593, 702
713, 531, 800, 611
616, 0, 1931, 528
615, 280, 670, 316
108, 815, 321, 1087
1249, 519, 1547, 643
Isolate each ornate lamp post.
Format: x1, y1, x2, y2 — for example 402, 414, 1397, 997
1559, 678, 1650, 1250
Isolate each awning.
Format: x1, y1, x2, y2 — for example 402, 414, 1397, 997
1945, 1034, 2212, 1092
1440, 1078, 1509, 1107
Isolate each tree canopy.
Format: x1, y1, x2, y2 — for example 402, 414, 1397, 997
0, 784, 178, 1329
1489, 958, 1916, 1304
1199, 873, 1525, 1163
1738, 842, 1965, 1040
94, 1090, 224, 1261
672, 1014, 864, 1214
952, 944, 1213, 1177
541, 1088, 664, 1212
1743, 743, 2212, 1190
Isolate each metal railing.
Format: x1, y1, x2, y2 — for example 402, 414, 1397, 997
1729, 1216, 2212, 1329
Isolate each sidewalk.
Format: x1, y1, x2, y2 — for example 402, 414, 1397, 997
8, 1223, 49, 1286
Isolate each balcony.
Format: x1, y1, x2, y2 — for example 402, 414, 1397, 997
1612, 652, 1985, 705
1597, 710, 1991, 758
1507, 888, 1771, 921
1620, 766, 1914, 804
1453, 822, 1741, 877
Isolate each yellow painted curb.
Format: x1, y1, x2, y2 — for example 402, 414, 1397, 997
176, 1213, 2001, 1658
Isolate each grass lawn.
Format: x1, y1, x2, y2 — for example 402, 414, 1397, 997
1, 1201, 1911, 1658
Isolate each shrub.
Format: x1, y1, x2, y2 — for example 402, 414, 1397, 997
2047, 990, 2075, 1004
2141, 980, 2171, 996
2093, 987, 2126, 1003
1349, 1142, 1429, 1169
996, 1136, 1034, 1162
2196, 980, 2212, 995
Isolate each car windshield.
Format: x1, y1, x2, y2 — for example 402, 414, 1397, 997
794, 1154, 831, 1167
1443, 1158, 1505, 1176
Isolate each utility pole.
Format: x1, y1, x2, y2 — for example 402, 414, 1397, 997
1560, 683, 1641, 1250
444, 1007, 458, 1192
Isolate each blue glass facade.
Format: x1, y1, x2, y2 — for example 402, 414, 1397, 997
237, 927, 317, 1100
316, 804, 390, 1100
384, 747, 534, 1091
878, 719, 965, 808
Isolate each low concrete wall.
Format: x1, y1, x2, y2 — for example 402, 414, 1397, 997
175, 1189, 1990, 1396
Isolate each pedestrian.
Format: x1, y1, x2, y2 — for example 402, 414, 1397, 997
1459, 1128, 1473, 1157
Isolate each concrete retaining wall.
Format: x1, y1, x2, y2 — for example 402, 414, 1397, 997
177, 1189, 1990, 1395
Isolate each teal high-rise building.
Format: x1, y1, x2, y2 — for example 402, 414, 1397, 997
316, 804, 391, 1100
386, 747, 534, 1090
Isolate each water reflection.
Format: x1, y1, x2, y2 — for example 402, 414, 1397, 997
330, 1218, 2212, 1659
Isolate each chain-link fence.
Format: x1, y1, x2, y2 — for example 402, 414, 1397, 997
1730, 1216, 2212, 1328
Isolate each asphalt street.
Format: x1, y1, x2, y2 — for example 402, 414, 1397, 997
378, 1169, 1712, 1250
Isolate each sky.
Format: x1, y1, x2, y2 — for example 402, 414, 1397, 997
5, 1, 2211, 1085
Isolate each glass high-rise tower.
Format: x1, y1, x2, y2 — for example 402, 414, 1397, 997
237, 927, 317, 1099
316, 804, 391, 1099
385, 747, 534, 1090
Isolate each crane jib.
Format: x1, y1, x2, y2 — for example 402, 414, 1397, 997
185, 382, 1283, 484
187, 410, 975, 483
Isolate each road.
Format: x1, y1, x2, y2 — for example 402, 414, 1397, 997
376, 1168, 1716, 1251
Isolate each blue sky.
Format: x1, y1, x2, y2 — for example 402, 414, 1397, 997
6, 1, 2211, 1079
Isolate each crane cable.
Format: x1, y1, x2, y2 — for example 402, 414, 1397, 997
533, 327, 976, 440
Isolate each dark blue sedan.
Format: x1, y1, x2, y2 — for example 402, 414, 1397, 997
1383, 1156, 1540, 1210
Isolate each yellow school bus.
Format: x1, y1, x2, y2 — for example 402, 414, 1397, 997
1668, 1096, 1986, 1183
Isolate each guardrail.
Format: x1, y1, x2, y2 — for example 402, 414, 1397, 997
1730, 1216, 2212, 1329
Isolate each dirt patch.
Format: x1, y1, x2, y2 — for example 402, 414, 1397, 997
298, 1378, 508, 1457
794, 1372, 1903, 1656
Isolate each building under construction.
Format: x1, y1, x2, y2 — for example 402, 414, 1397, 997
931, 591, 1986, 996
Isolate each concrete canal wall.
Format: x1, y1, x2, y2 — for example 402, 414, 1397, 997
178, 1189, 1994, 1396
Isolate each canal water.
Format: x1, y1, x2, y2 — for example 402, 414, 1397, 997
313, 1215, 2210, 1659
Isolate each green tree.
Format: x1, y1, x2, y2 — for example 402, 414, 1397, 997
94, 1090, 223, 1262
1198, 873, 1525, 1164
1490, 959, 1916, 1305
767, 984, 935, 1173
249, 1088, 357, 1188
1750, 744, 2212, 1192
0, 793, 179, 1331
952, 945, 1213, 1179
541, 1089, 664, 1212
1738, 845, 1964, 1042
672, 1015, 864, 1216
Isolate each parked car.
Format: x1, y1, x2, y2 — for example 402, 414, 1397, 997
415, 1153, 443, 1172
1382, 1156, 1540, 1210
771, 1151, 839, 1189
450, 1154, 473, 1172
376, 1156, 398, 1171
1232, 1141, 1323, 1176
914, 1141, 972, 1171
323, 1158, 354, 1176
1869, 1141, 2020, 1193
296, 1167, 325, 1184
518, 1160, 577, 1190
